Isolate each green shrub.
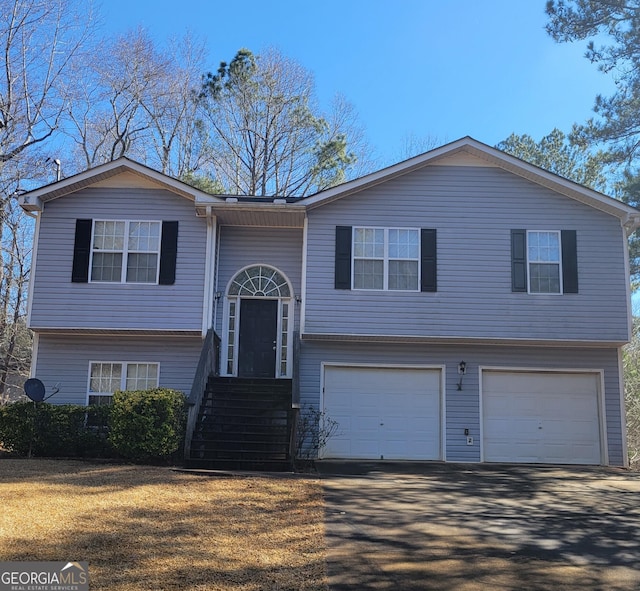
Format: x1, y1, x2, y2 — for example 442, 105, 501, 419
0, 402, 36, 455
108, 388, 186, 462
0, 402, 113, 457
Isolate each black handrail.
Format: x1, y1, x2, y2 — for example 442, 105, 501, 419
292, 330, 301, 407
184, 328, 219, 460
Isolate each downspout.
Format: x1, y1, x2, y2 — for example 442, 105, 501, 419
24, 209, 40, 382
620, 211, 639, 467
300, 215, 308, 335
201, 207, 217, 336
213, 214, 222, 333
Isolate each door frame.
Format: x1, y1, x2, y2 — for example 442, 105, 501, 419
319, 362, 446, 460
221, 265, 294, 378
478, 366, 608, 464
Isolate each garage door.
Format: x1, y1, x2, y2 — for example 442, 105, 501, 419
321, 365, 442, 460
482, 370, 603, 465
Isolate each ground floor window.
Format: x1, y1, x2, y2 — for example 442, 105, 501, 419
88, 361, 159, 405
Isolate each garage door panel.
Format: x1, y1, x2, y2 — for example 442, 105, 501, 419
322, 366, 441, 460
483, 371, 602, 465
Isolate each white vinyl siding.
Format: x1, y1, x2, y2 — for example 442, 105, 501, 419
353, 227, 419, 291
527, 230, 561, 294
91, 220, 160, 284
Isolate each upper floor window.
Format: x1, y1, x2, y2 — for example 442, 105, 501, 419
511, 229, 578, 295
335, 226, 437, 292
91, 221, 161, 283
353, 227, 420, 290
88, 361, 159, 405
528, 231, 561, 293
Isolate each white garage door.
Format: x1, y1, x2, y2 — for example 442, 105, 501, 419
482, 370, 603, 465
321, 365, 442, 460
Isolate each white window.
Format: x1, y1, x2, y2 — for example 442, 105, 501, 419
91, 221, 161, 283
528, 231, 561, 294
353, 227, 419, 290
88, 362, 159, 405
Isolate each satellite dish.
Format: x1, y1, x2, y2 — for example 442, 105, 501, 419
24, 378, 46, 402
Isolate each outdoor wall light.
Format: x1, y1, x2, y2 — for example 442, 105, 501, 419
457, 361, 466, 391
214, 291, 223, 300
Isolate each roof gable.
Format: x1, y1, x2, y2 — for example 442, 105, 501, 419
302, 137, 640, 233
19, 158, 223, 212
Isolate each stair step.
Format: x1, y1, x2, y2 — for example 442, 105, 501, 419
186, 458, 292, 471
196, 416, 290, 426
191, 437, 289, 449
192, 446, 290, 454
193, 430, 289, 439
198, 404, 291, 413
188, 375, 295, 472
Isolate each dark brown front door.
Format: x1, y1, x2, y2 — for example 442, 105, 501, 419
238, 299, 278, 378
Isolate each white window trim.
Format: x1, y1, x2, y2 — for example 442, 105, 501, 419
526, 230, 563, 295
86, 361, 160, 403
89, 219, 161, 285
352, 226, 421, 291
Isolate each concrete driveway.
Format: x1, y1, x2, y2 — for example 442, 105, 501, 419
319, 462, 640, 591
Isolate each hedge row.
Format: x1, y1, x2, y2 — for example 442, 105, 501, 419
0, 388, 186, 462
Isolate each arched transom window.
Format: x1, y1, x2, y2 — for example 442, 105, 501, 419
228, 265, 291, 297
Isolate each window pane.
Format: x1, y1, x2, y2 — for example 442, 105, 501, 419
529, 232, 559, 263
389, 260, 419, 290
530, 263, 560, 293
354, 259, 384, 289
353, 228, 365, 257
89, 394, 113, 406
93, 221, 125, 250
354, 228, 384, 258
89, 363, 122, 393
126, 253, 158, 283
125, 363, 159, 391
228, 267, 289, 297
128, 222, 160, 251
91, 253, 123, 282
389, 229, 419, 259
372, 229, 384, 257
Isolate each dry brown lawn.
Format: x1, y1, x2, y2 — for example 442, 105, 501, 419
0, 459, 327, 590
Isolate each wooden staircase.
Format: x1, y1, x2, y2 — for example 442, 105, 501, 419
187, 376, 295, 471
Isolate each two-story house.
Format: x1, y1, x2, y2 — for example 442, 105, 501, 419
19, 137, 640, 468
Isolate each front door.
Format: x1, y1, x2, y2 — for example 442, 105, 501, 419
238, 299, 278, 378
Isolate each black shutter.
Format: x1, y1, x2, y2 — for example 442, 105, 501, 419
511, 229, 527, 292
335, 226, 352, 289
420, 228, 437, 292
158, 221, 178, 285
71, 219, 92, 283
561, 230, 578, 293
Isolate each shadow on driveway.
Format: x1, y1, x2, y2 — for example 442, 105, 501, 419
319, 462, 640, 591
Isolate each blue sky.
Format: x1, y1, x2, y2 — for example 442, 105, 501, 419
99, 0, 614, 166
